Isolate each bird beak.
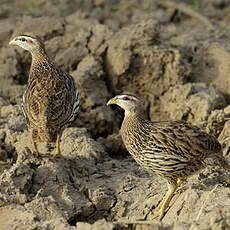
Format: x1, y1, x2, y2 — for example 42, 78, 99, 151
107, 98, 117, 106
9, 38, 17, 46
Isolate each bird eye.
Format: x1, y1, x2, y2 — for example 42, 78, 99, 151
20, 38, 26, 42
122, 96, 129, 101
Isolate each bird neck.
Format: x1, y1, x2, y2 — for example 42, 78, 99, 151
124, 109, 145, 120
31, 48, 49, 65
121, 110, 147, 154
29, 48, 52, 81
122, 110, 146, 130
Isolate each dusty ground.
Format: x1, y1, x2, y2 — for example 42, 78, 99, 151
0, 0, 230, 229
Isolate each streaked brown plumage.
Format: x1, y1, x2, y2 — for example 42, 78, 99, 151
9, 34, 80, 156
107, 94, 229, 220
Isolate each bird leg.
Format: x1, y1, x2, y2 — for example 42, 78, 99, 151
32, 129, 40, 155
151, 181, 178, 220
33, 141, 39, 155
177, 177, 187, 187
175, 177, 188, 194
52, 134, 61, 157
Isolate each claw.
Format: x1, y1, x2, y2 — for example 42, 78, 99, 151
52, 149, 61, 158
150, 211, 163, 220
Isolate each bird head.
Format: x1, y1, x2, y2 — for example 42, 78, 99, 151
107, 94, 143, 113
9, 34, 45, 53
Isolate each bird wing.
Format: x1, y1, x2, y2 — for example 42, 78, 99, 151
22, 92, 30, 126
142, 121, 221, 160
23, 65, 79, 131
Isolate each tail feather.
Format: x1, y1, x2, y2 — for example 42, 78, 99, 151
204, 154, 230, 171
215, 155, 230, 170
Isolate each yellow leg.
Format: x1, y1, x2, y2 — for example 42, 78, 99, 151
32, 129, 40, 155
53, 134, 61, 157
152, 181, 178, 220
33, 141, 39, 155
177, 178, 187, 187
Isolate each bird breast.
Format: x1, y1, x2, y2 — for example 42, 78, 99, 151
121, 114, 148, 157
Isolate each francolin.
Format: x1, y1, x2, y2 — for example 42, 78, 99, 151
9, 34, 80, 156
107, 94, 229, 220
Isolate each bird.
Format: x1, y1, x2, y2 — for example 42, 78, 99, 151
9, 34, 80, 156
107, 94, 229, 220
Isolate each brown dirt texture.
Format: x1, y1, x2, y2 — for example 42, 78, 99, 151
0, 0, 230, 229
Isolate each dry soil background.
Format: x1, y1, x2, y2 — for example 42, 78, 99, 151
0, 0, 230, 229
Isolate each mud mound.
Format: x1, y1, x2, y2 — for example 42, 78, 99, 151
0, 0, 230, 229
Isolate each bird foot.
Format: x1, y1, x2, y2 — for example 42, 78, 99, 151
149, 209, 165, 221
32, 150, 40, 156
51, 149, 61, 158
